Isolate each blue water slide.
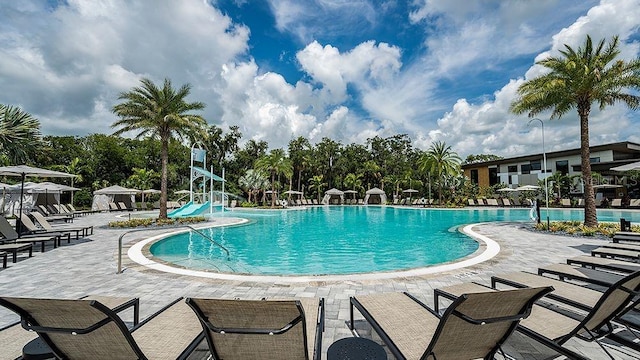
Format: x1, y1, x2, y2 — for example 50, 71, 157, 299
168, 201, 211, 218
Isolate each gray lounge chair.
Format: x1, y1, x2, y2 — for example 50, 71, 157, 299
0, 296, 203, 360
537, 263, 624, 287
19, 214, 73, 243
567, 255, 640, 274
0, 243, 33, 263
592, 247, 640, 260
489, 270, 640, 357
30, 211, 93, 239
186, 297, 324, 360
350, 287, 551, 360
0, 216, 59, 252
0, 251, 5, 268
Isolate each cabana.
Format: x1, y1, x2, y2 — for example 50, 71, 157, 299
2, 182, 79, 216
92, 185, 140, 211
322, 188, 344, 205
364, 187, 387, 205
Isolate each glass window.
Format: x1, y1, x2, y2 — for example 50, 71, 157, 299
508, 165, 517, 173
489, 168, 499, 186
470, 169, 478, 184
556, 160, 569, 175
530, 161, 541, 171
521, 164, 531, 174
590, 157, 600, 163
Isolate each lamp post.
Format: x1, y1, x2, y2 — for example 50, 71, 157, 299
528, 118, 550, 228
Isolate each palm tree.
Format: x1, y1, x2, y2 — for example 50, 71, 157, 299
511, 35, 640, 227
0, 104, 42, 164
417, 141, 461, 205
238, 169, 269, 203
308, 175, 327, 203
255, 149, 293, 207
112, 78, 206, 219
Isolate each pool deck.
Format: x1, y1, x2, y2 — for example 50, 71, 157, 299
1, 210, 639, 359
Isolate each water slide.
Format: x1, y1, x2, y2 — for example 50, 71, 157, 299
168, 201, 211, 218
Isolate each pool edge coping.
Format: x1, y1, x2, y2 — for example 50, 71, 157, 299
127, 221, 500, 283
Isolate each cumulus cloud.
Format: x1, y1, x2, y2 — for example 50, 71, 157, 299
0, 0, 249, 135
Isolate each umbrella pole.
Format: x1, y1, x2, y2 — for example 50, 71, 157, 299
17, 173, 25, 238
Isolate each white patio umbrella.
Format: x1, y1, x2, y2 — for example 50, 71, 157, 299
496, 188, 517, 192
611, 161, 640, 172
0, 165, 75, 236
141, 189, 161, 207
515, 185, 540, 191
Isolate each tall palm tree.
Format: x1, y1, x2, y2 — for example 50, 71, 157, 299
417, 141, 461, 205
511, 35, 640, 227
112, 78, 206, 219
0, 104, 42, 164
255, 149, 293, 207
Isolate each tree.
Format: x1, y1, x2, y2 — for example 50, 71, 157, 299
417, 141, 461, 204
238, 169, 269, 203
204, 124, 242, 169
464, 154, 503, 164
255, 149, 293, 207
0, 104, 42, 164
308, 175, 326, 202
511, 35, 640, 227
112, 78, 206, 219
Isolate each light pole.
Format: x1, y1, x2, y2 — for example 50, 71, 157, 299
528, 118, 550, 228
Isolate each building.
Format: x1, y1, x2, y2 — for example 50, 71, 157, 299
462, 141, 640, 196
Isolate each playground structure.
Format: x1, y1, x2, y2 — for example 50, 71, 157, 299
168, 146, 227, 218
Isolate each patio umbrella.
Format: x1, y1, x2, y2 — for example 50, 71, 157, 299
0, 165, 75, 236
515, 185, 540, 191
343, 189, 358, 201
141, 189, 161, 207
611, 161, 640, 172
496, 188, 517, 192
402, 188, 419, 200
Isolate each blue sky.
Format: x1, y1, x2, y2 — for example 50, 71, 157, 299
1, 0, 640, 158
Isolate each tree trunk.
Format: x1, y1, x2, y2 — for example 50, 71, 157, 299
159, 138, 169, 219
579, 103, 598, 227
271, 172, 276, 208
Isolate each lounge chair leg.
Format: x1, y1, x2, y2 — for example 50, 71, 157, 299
2, 254, 6, 268
349, 300, 355, 331
12, 251, 17, 263
28, 247, 32, 258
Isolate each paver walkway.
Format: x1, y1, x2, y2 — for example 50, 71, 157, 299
0, 211, 638, 359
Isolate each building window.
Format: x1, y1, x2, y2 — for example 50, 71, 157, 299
489, 167, 499, 186
590, 157, 600, 163
521, 164, 531, 174
530, 161, 541, 171
508, 165, 517, 173
556, 160, 569, 175
470, 169, 478, 184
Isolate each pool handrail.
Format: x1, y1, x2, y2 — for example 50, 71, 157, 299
117, 225, 230, 274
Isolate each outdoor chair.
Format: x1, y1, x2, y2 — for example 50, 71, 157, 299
38, 204, 73, 223
118, 201, 131, 211
108, 202, 120, 211
0, 216, 60, 252
30, 211, 93, 239
19, 214, 73, 243
561, 199, 572, 207
185, 297, 325, 360
349, 287, 551, 360
0, 296, 203, 360
611, 198, 623, 208
0, 243, 32, 263
566, 255, 640, 274
490, 270, 640, 357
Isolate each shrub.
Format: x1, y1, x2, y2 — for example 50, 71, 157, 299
108, 216, 206, 228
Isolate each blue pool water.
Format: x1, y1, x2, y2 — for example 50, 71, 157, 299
149, 206, 640, 276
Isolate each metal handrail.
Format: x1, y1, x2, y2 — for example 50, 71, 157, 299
117, 225, 230, 274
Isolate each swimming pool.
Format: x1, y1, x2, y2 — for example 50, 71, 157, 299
147, 206, 640, 276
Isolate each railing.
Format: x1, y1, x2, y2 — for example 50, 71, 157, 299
117, 225, 230, 274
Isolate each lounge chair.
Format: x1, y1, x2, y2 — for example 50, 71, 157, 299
109, 202, 120, 211
561, 198, 571, 207
537, 263, 624, 287
578, 198, 585, 207
118, 201, 131, 211
488, 270, 640, 357
66, 203, 93, 216
0, 251, 5, 268
467, 199, 475, 206
313, 199, 319, 205
0, 296, 203, 360
592, 247, 640, 261
613, 231, 640, 243
349, 287, 551, 360
38, 204, 73, 223
0, 216, 59, 252
486, 198, 499, 206
186, 297, 324, 360
511, 198, 521, 206
31, 211, 93, 239
502, 198, 512, 207
0, 243, 32, 263
630, 199, 640, 208
611, 198, 623, 208
19, 214, 73, 243
567, 255, 640, 274
476, 198, 485, 206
